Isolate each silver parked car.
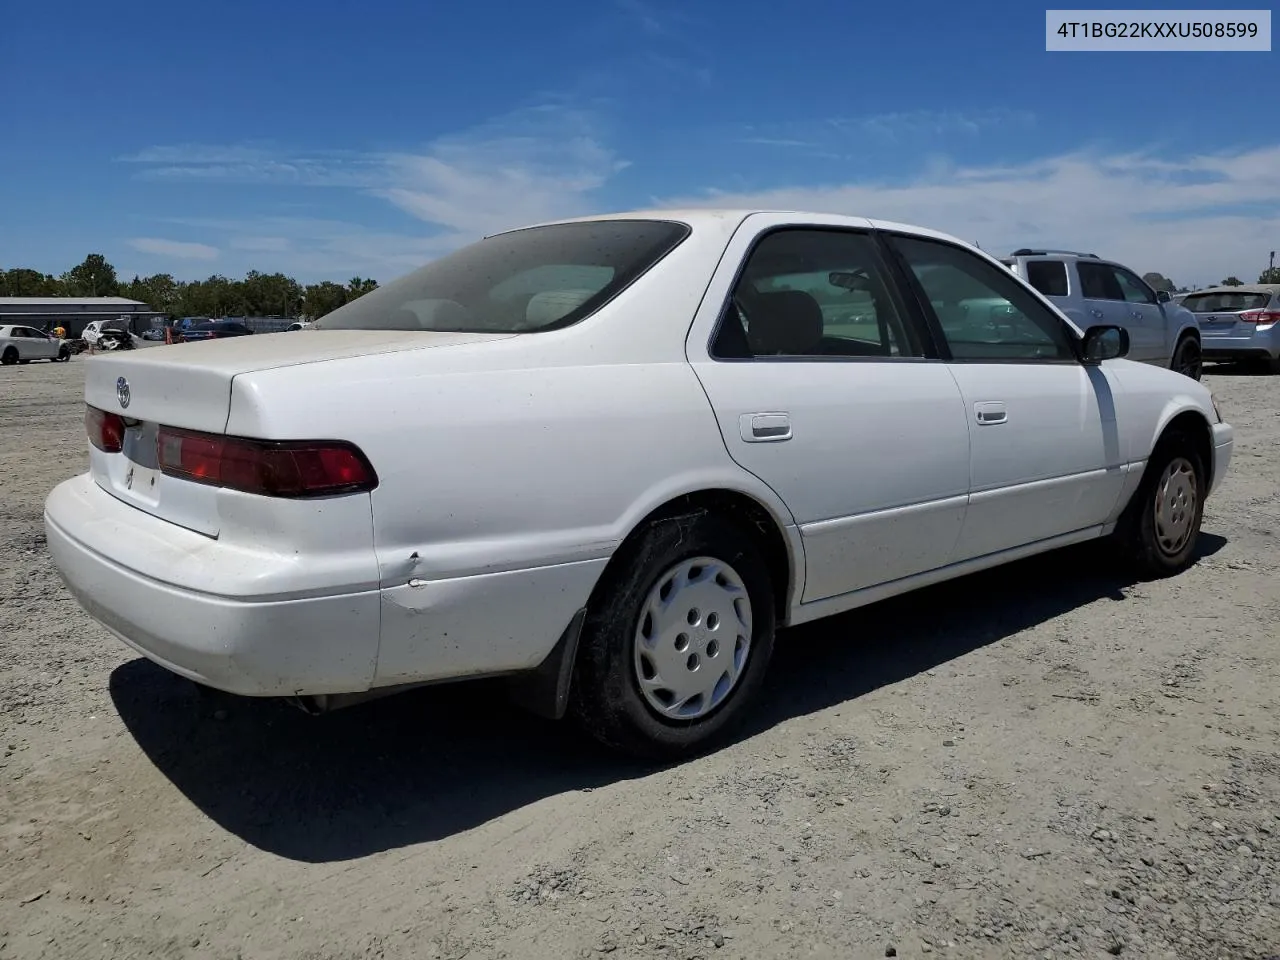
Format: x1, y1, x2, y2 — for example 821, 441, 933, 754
1178, 285, 1280, 372
1001, 249, 1203, 380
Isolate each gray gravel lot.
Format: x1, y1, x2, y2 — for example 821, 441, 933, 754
1, 358, 1278, 960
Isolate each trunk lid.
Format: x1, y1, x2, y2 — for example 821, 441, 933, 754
84, 330, 513, 536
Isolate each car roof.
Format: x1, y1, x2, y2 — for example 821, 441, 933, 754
1183, 284, 1280, 295
495, 207, 976, 251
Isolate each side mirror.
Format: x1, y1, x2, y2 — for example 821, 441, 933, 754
1081, 324, 1129, 363
1156, 290, 1171, 303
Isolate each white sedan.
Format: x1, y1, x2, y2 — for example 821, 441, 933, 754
1, 325, 71, 364
44, 209, 1234, 758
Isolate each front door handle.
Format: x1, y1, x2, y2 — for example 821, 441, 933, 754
1090, 309, 1105, 319
1132, 310, 1144, 320
740, 412, 792, 442
974, 401, 1007, 425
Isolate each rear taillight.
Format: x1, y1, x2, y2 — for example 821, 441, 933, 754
1240, 310, 1280, 324
86, 405, 125, 452
155, 427, 377, 498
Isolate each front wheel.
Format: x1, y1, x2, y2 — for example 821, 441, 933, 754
1171, 335, 1202, 381
1113, 431, 1206, 578
570, 512, 776, 760
55, 347, 71, 362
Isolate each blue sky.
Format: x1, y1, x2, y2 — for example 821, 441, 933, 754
1, 0, 1275, 287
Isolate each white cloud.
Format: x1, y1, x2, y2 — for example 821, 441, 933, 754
120, 109, 1280, 288
661, 144, 1280, 287
122, 105, 626, 276
126, 237, 220, 261
156, 216, 470, 282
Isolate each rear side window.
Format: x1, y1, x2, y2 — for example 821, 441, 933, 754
315, 220, 690, 333
712, 228, 923, 359
1180, 291, 1272, 312
1025, 260, 1069, 297
1077, 262, 1124, 301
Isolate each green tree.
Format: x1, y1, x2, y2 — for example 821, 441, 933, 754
1220, 276, 1244, 287
1, 268, 63, 296
121, 273, 180, 314
62, 254, 119, 297
347, 276, 378, 299
1142, 272, 1176, 294
1259, 267, 1280, 284
304, 281, 349, 319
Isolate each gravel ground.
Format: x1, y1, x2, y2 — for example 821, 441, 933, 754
1, 357, 1278, 960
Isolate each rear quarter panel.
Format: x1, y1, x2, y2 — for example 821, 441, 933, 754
230, 350, 795, 583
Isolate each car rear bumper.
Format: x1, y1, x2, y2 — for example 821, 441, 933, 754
45, 474, 381, 696
1200, 326, 1280, 360
1211, 421, 1233, 496
44, 474, 609, 698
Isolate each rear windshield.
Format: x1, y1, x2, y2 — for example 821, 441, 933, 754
1180, 291, 1272, 313
314, 219, 691, 333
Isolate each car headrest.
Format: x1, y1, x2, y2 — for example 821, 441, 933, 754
525, 289, 596, 326
747, 290, 825, 356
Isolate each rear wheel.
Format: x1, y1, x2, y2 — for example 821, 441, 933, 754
1113, 430, 1205, 578
1171, 334, 1202, 380
570, 512, 776, 760
0, 347, 15, 365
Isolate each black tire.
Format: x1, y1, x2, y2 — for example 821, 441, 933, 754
1171, 334, 1202, 381
56, 347, 71, 362
0, 347, 14, 366
570, 511, 776, 760
1113, 429, 1206, 579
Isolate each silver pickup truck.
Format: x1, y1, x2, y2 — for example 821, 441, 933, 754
1002, 249, 1202, 380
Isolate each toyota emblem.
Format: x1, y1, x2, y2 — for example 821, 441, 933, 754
116, 376, 131, 409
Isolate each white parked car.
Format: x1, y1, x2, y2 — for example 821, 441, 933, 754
0, 325, 71, 364
44, 210, 1234, 758
82, 318, 144, 351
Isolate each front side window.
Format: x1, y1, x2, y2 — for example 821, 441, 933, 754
712, 229, 922, 359
1113, 266, 1156, 304
891, 235, 1076, 362
314, 220, 690, 333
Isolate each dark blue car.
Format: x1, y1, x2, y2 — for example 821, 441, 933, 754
181, 320, 254, 342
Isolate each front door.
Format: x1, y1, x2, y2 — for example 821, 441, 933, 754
886, 233, 1128, 561
687, 221, 973, 603
1111, 264, 1168, 364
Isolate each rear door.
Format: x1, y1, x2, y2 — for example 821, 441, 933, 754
686, 216, 973, 603
885, 233, 1127, 561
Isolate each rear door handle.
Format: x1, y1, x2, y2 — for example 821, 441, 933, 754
740, 412, 792, 442
974, 401, 1007, 425
1090, 309, 1105, 319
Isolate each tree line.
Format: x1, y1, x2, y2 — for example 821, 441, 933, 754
1142, 267, 1280, 293
0, 253, 379, 320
